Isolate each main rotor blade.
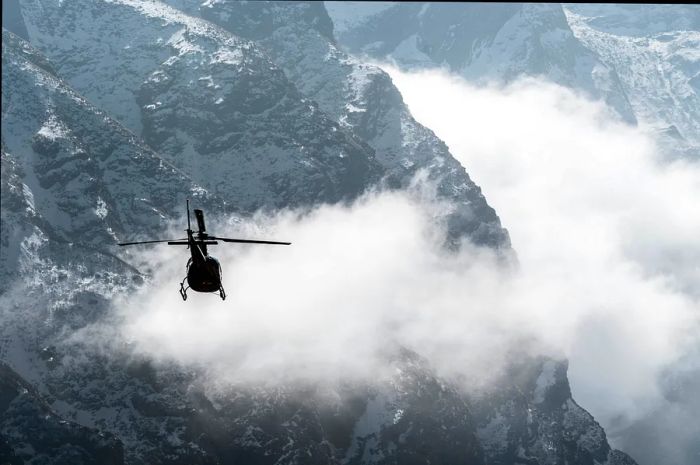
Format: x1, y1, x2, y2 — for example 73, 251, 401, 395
118, 238, 187, 246
209, 236, 291, 245
168, 240, 218, 245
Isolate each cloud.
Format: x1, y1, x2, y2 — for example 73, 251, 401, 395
101, 65, 699, 459
383, 65, 700, 449
112, 189, 536, 388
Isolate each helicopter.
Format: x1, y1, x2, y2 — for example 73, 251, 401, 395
118, 200, 290, 300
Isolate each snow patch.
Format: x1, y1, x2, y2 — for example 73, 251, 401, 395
95, 197, 108, 220
345, 102, 366, 113
211, 47, 242, 65
21, 184, 36, 213
167, 28, 205, 56
392, 408, 404, 424
36, 114, 69, 140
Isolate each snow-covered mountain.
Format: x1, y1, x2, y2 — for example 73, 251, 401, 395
563, 5, 700, 38
328, 2, 700, 159
328, 4, 700, 465
0, 361, 124, 464
565, 5, 700, 155
164, 0, 510, 246
0, 2, 648, 464
327, 2, 637, 124
15, 0, 382, 213
561, 8, 700, 465
1, 28, 217, 294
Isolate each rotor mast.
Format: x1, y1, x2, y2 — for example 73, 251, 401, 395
186, 199, 192, 235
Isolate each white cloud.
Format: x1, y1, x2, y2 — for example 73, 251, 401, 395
114, 190, 536, 388
106, 65, 699, 456
384, 65, 700, 440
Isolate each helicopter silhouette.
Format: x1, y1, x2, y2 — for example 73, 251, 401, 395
118, 200, 290, 300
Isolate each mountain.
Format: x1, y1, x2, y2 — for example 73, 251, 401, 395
14, 0, 381, 213
563, 5, 700, 38
163, 0, 509, 247
469, 358, 637, 465
328, 2, 700, 159
565, 5, 700, 156
2, 29, 207, 462
12, 0, 511, 246
553, 9, 700, 462
327, 2, 637, 125
1, 2, 640, 464
1, 28, 217, 292
0, 361, 124, 465
328, 4, 700, 465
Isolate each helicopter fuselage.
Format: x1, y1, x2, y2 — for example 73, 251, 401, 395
186, 255, 222, 293
181, 220, 226, 298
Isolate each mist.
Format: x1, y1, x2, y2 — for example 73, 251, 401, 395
102, 66, 700, 454
111, 190, 540, 388
383, 66, 700, 447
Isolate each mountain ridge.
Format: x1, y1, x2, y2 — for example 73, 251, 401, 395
0, 2, 653, 464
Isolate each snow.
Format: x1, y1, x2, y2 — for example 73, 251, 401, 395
36, 114, 69, 140
566, 9, 700, 144
565, 4, 700, 38
147, 70, 168, 84
198, 75, 214, 87
345, 102, 365, 113
167, 28, 205, 56
2, 3, 642, 462
18, 231, 48, 276
346, 62, 376, 97
21, 184, 36, 213
95, 197, 108, 219
201, 0, 223, 8
211, 47, 242, 65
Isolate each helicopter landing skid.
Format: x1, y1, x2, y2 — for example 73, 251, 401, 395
219, 285, 226, 300
179, 278, 189, 301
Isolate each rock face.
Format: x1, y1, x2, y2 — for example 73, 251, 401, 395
327, 2, 637, 125
1, 28, 216, 292
470, 358, 637, 465
2, 2, 640, 464
14, 0, 381, 213
0, 362, 125, 465
168, 0, 510, 247
565, 5, 700, 155
329, 2, 700, 159
563, 4, 700, 38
